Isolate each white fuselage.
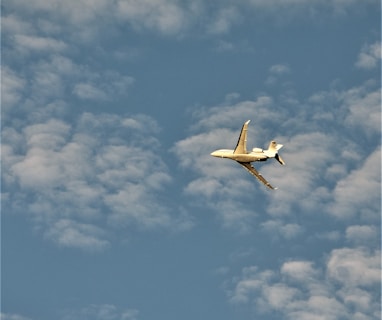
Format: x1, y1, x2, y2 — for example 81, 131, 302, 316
210, 149, 269, 162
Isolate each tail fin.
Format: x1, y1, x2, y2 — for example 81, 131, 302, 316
265, 141, 285, 165
267, 140, 283, 152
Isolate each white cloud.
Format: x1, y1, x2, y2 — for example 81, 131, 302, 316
173, 97, 285, 230
1, 66, 26, 111
244, 0, 376, 13
190, 96, 276, 131
174, 76, 380, 229
262, 220, 304, 239
263, 132, 335, 215
73, 83, 108, 100
84, 72, 135, 100
1, 14, 34, 37
5, 0, 189, 38
327, 247, 381, 287
207, 6, 242, 34
346, 225, 378, 246
269, 64, 291, 75
341, 86, 381, 136
266, 64, 292, 85
281, 261, 318, 281
329, 147, 381, 220
214, 40, 235, 52
262, 284, 300, 310
1, 58, 134, 125
14, 34, 67, 53
4, 0, 375, 42
314, 230, 342, 241
62, 304, 139, 320
287, 295, 348, 320
229, 247, 381, 319
2, 113, 189, 250
116, 0, 192, 35
0, 314, 32, 320
356, 42, 381, 70
45, 219, 110, 251
7, 0, 111, 28
229, 267, 275, 304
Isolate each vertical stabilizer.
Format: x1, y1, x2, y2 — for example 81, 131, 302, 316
264, 140, 285, 165
267, 140, 283, 152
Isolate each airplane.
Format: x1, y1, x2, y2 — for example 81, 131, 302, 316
210, 120, 285, 190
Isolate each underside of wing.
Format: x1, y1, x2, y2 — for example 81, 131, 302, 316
233, 120, 250, 154
237, 162, 276, 190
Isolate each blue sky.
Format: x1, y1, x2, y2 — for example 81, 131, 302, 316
1, 1, 381, 320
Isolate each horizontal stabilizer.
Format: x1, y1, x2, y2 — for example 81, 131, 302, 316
275, 153, 285, 165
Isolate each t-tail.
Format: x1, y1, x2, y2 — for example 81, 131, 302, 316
265, 141, 285, 165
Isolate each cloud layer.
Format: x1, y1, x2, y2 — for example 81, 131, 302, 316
170, 38, 380, 318
229, 247, 381, 319
4, 0, 378, 40
2, 112, 189, 250
2, 3, 380, 320
174, 75, 381, 229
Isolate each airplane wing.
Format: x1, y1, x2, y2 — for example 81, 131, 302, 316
233, 120, 250, 154
237, 162, 276, 190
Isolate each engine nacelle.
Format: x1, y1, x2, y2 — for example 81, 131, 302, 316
252, 148, 263, 153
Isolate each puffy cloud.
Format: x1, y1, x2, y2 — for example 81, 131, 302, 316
269, 64, 291, 75
244, 0, 375, 12
356, 42, 381, 70
229, 267, 275, 304
14, 34, 67, 53
346, 225, 378, 246
5, 0, 190, 37
73, 83, 108, 100
6, 0, 111, 27
261, 220, 304, 239
45, 219, 110, 251
4, 0, 376, 41
173, 97, 281, 230
327, 247, 381, 287
2, 113, 189, 250
286, 295, 348, 320
62, 304, 139, 320
342, 87, 381, 136
207, 6, 242, 34
73, 74, 134, 101
228, 247, 381, 319
281, 261, 318, 281
1, 14, 34, 35
329, 147, 381, 220
0, 314, 32, 320
263, 131, 335, 215
1, 57, 134, 125
1, 66, 26, 111
116, 0, 191, 35
266, 63, 292, 85
261, 284, 300, 310
174, 73, 380, 229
